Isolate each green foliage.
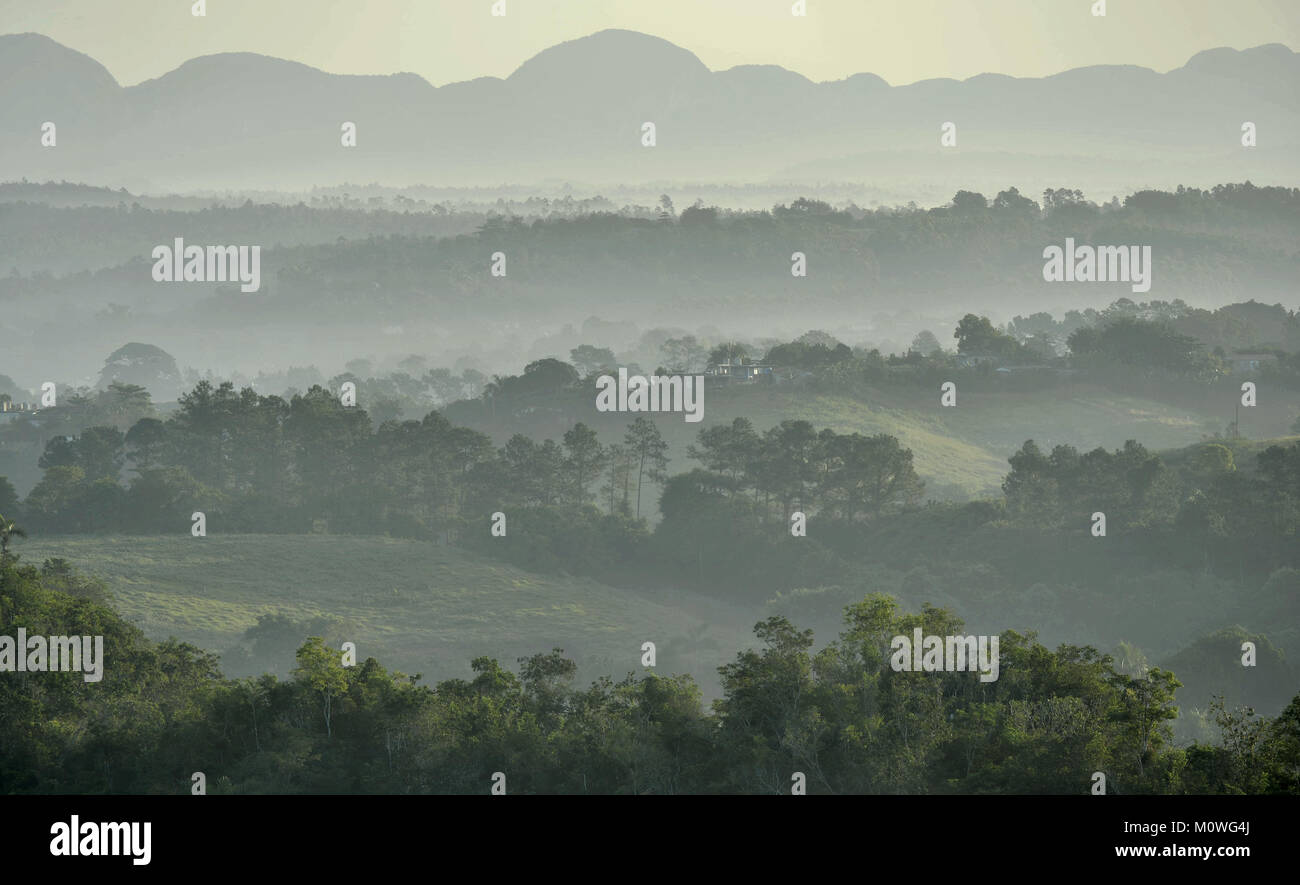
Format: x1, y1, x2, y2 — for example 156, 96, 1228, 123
1068, 317, 1219, 381
1161, 628, 1296, 714
293, 636, 350, 736
707, 342, 750, 366
954, 314, 1029, 359
0, 512, 25, 558
7, 552, 1293, 794
568, 345, 616, 378
762, 338, 853, 369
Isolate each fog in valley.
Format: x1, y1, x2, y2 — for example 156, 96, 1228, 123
2, 10, 1298, 798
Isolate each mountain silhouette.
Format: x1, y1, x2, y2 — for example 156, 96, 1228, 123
1, 29, 1296, 195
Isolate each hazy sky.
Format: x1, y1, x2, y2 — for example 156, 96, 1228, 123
4, 0, 1298, 87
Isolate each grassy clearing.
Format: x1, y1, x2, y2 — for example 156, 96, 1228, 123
16, 533, 756, 695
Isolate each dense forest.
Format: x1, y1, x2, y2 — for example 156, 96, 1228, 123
2, 549, 1297, 794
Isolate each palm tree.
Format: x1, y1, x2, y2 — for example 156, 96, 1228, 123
0, 513, 25, 556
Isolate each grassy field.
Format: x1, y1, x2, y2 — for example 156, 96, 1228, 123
17, 534, 758, 695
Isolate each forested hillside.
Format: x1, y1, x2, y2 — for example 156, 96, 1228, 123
3, 549, 1297, 794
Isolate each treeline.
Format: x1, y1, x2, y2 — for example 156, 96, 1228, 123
3, 552, 1297, 794
0, 196, 487, 276
6, 182, 1299, 320
457, 302, 1300, 422
5, 378, 927, 584
8, 377, 1300, 590
9, 377, 921, 531
748, 301, 1300, 390
15, 380, 662, 542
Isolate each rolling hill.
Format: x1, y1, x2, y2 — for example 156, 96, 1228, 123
14, 533, 757, 697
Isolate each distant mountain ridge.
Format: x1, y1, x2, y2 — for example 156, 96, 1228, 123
1, 29, 1297, 194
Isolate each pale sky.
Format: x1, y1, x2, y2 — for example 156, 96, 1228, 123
3, 0, 1297, 87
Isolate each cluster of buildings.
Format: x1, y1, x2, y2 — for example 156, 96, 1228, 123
705, 358, 775, 383
0, 400, 36, 423
1227, 353, 1278, 374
